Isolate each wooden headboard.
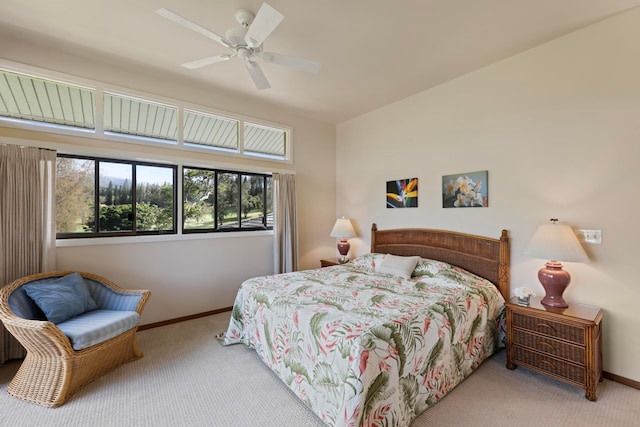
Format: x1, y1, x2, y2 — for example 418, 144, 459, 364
370, 223, 510, 299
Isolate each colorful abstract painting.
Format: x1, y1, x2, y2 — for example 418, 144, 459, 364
386, 178, 418, 208
442, 170, 488, 208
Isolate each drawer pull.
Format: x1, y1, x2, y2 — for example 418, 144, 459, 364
537, 359, 557, 370
536, 323, 557, 333
536, 341, 556, 352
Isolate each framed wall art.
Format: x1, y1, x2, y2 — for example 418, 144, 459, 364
386, 177, 418, 208
442, 170, 488, 208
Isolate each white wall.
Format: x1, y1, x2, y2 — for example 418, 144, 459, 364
0, 32, 336, 325
336, 9, 640, 382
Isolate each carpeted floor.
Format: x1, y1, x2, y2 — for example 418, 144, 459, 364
1, 312, 638, 426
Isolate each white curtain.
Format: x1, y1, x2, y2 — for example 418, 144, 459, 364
0, 144, 57, 363
272, 173, 297, 274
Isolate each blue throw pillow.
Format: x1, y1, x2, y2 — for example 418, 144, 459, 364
23, 272, 98, 324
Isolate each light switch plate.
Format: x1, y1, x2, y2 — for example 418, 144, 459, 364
579, 229, 602, 244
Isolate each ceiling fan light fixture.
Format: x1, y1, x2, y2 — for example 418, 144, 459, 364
225, 27, 248, 46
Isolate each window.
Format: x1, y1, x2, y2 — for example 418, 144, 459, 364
56, 155, 272, 239
56, 155, 177, 238
104, 92, 177, 142
183, 167, 272, 232
244, 121, 286, 158
183, 110, 238, 151
0, 69, 95, 129
1, 67, 291, 162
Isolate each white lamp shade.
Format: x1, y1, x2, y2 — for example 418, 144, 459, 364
330, 218, 356, 238
524, 224, 589, 263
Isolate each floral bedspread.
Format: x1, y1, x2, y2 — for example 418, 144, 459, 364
220, 254, 505, 427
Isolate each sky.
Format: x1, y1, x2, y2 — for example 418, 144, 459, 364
100, 162, 173, 185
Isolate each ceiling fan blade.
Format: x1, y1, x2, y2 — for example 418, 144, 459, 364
156, 8, 232, 48
260, 52, 321, 73
244, 3, 284, 48
181, 54, 234, 70
245, 61, 271, 90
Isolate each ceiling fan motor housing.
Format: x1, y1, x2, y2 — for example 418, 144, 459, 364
237, 47, 252, 60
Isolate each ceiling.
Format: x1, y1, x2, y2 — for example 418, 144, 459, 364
1, 0, 639, 124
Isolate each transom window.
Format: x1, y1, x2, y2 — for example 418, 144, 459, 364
244, 122, 287, 158
104, 92, 177, 142
0, 69, 95, 129
0, 67, 291, 162
183, 110, 238, 151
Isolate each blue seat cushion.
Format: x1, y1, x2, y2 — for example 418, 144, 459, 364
56, 309, 140, 350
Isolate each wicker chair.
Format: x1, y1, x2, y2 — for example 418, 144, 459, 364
0, 271, 150, 407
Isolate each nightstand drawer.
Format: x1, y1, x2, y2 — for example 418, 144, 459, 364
511, 312, 586, 345
513, 346, 585, 386
512, 329, 585, 365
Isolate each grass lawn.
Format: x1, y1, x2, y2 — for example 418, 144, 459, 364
184, 210, 264, 229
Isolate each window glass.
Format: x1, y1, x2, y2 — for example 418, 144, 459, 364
217, 172, 240, 229
136, 165, 175, 232
56, 157, 95, 233
240, 175, 265, 229
183, 167, 216, 230
266, 176, 273, 228
98, 162, 133, 232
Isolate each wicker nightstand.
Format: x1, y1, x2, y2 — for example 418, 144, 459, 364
506, 296, 603, 401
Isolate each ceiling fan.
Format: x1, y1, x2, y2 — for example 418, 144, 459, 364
156, 3, 321, 90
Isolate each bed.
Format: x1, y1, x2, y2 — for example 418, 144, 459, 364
220, 224, 510, 426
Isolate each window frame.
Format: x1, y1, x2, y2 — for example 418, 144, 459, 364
56, 154, 274, 240
0, 61, 292, 163
182, 166, 272, 234
55, 154, 178, 239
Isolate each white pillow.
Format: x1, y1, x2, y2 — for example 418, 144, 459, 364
375, 254, 420, 279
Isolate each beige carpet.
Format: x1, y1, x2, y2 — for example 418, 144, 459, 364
1, 312, 638, 427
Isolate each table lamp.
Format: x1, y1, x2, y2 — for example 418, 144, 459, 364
524, 219, 589, 308
330, 217, 356, 263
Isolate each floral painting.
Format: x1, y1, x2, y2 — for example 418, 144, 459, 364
386, 177, 418, 208
442, 170, 488, 208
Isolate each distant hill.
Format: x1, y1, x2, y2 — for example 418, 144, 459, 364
99, 176, 129, 188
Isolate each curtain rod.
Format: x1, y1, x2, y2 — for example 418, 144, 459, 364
0, 142, 56, 152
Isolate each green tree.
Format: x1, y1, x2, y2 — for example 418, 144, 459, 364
241, 176, 263, 219
56, 157, 94, 233
217, 173, 238, 227
183, 168, 215, 226
118, 179, 131, 205
105, 181, 114, 206
92, 204, 132, 231
136, 202, 173, 231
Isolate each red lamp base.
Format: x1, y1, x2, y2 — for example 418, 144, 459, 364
337, 238, 350, 263
538, 260, 571, 308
